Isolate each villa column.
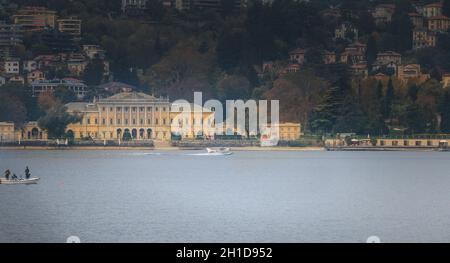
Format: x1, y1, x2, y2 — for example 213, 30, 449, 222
144, 106, 148, 139
152, 104, 155, 139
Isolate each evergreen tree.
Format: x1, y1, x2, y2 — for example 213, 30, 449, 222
310, 86, 341, 134
407, 84, 419, 102
333, 95, 368, 134
387, 6, 413, 52
444, 0, 450, 17
384, 78, 395, 119
366, 34, 378, 67
83, 58, 105, 86
440, 90, 450, 132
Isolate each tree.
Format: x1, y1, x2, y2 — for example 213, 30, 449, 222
333, 95, 368, 134
384, 78, 395, 119
440, 90, 450, 132
310, 86, 341, 134
366, 34, 378, 67
54, 86, 77, 103
0, 94, 27, 128
386, 7, 413, 52
264, 69, 329, 125
83, 58, 105, 86
216, 75, 251, 101
407, 84, 419, 102
444, 0, 450, 17
38, 92, 57, 111
38, 103, 81, 139
404, 103, 428, 134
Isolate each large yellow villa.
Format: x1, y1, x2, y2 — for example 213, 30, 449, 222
65, 92, 214, 141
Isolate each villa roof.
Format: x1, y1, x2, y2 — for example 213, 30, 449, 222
103, 92, 156, 101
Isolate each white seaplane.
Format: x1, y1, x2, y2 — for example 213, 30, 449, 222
206, 147, 233, 155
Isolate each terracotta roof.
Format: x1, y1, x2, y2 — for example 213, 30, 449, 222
428, 15, 450, 20
424, 3, 443, 8
377, 51, 401, 57
408, 12, 422, 17
288, 48, 306, 55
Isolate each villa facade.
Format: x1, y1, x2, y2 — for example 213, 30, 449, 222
65, 92, 214, 141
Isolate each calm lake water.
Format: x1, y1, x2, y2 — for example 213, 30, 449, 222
1, 150, 450, 243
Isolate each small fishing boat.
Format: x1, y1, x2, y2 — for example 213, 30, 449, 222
206, 147, 233, 155
0, 177, 40, 185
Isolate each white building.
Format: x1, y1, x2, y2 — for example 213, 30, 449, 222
4, 58, 20, 74
31, 78, 88, 99
121, 0, 148, 12
82, 45, 106, 59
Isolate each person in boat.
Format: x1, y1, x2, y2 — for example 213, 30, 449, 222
11, 173, 18, 180
4, 169, 10, 180
25, 166, 31, 179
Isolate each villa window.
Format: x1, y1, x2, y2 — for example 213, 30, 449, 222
117, 107, 121, 112
132, 119, 136, 125
148, 119, 151, 124
87, 118, 91, 125
132, 107, 136, 112
163, 107, 166, 112
125, 107, 129, 112
147, 107, 152, 111
140, 107, 144, 112
156, 119, 159, 125
140, 119, 144, 125
416, 141, 422, 146
125, 119, 128, 125
156, 107, 159, 111
95, 119, 98, 124
110, 119, 113, 125
163, 119, 166, 125
102, 119, 106, 125
117, 119, 121, 124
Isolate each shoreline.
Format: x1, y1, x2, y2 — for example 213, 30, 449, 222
0, 145, 325, 151
0, 145, 447, 152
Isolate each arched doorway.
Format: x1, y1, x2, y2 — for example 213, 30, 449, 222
66, 130, 74, 140
139, 128, 145, 139
131, 129, 137, 139
123, 129, 131, 141
31, 128, 39, 140
147, 128, 152, 139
